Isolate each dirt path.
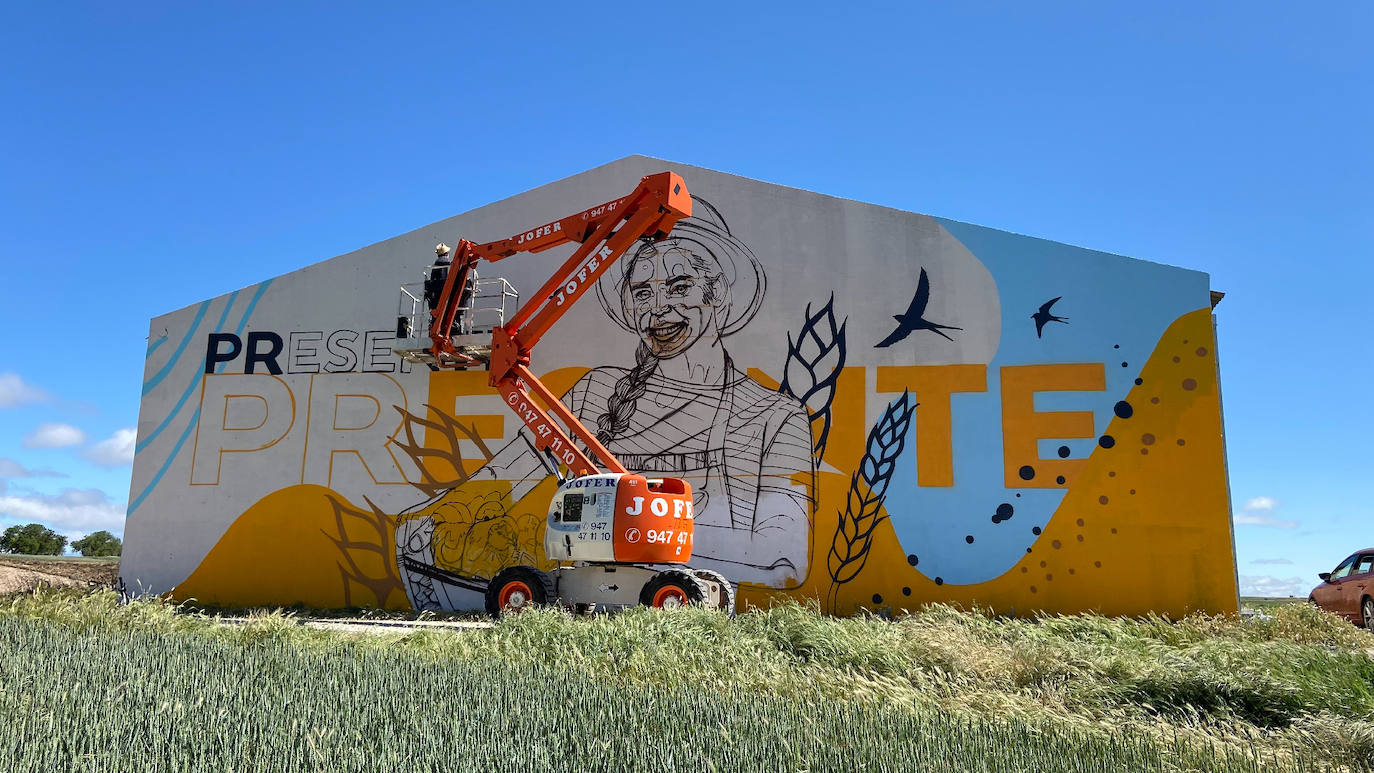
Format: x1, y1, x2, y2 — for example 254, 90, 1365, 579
0, 556, 119, 594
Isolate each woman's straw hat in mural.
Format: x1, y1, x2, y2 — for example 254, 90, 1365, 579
596, 195, 766, 337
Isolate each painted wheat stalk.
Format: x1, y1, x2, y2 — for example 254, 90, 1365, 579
390, 403, 495, 498
826, 390, 914, 609
322, 494, 403, 608
779, 292, 847, 463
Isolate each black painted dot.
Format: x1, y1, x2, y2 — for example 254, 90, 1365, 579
1098, 435, 1116, 449
1113, 344, 1120, 349
965, 535, 975, 544
1015, 493, 1021, 498
906, 554, 919, 567
1134, 378, 1144, 386
1056, 475, 1066, 485
1032, 526, 1042, 535
1057, 445, 1071, 458
1113, 400, 1134, 419
1026, 548, 1032, 554
996, 503, 1014, 519
1019, 465, 1036, 481
1121, 361, 1129, 368
872, 594, 883, 604
934, 577, 944, 586
902, 587, 911, 596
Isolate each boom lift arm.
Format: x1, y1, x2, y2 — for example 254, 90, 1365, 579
426, 171, 693, 479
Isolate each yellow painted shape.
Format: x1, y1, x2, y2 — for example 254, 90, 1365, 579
768, 308, 1236, 617
1000, 363, 1105, 489
173, 484, 411, 610
876, 364, 988, 487
181, 310, 1233, 618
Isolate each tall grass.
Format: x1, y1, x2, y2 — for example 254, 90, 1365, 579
1, 589, 1370, 771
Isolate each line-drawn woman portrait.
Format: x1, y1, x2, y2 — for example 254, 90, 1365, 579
397, 198, 815, 608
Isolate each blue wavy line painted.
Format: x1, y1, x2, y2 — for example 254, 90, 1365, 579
134, 290, 241, 454
128, 406, 200, 515
142, 301, 211, 396
146, 336, 167, 357
128, 278, 273, 516
232, 279, 272, 337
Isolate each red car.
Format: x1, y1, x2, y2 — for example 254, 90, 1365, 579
1309, 549, 1374, 629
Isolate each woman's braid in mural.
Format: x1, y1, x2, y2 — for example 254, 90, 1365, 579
596, 341, 656, 445
595, 243, 726, 446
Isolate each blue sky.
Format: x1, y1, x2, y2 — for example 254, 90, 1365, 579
0, 2, 1368, 593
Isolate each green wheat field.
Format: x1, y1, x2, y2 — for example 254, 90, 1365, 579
1, 589, 1371, 772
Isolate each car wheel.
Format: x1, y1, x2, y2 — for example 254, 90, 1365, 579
1362, 597, 1374, 632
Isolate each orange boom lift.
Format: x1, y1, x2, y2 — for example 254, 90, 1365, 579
393, 172, 734, 616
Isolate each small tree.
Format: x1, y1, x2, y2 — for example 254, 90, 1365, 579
71, 530, 122, 557
0, 523, 67, 555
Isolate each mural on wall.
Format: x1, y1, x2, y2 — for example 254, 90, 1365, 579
394, 198, 817, 610
123, 157, 1236, 617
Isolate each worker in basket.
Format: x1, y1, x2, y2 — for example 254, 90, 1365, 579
424, 245, 475, 336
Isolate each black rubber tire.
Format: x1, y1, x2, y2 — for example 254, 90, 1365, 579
639, 569, 708, 609
691, 568, 737, 617
1362, 597, 1374, 632
485, 565, 554, 617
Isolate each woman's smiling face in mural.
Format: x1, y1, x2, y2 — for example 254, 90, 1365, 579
623, 244, 725, 359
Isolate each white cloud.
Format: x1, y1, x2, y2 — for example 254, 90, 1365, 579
23, 423, 87, 449
83, 428, 136, 468
0, 373, 50, 409
1238, 575, 1310, 598
0, 488, 126, 533
0, 458, 65, 478
1251, 558, 1294, 565
1234, 513, 1298, 528
1233, 496, 1298, 529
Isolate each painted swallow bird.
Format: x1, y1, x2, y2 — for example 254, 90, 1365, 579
1032, 297, 1069, 338
876, 268, 962, 347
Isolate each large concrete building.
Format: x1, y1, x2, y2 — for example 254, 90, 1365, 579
122, 156, 1237, 616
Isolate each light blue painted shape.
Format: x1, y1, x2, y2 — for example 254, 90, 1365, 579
135, 290, 240, 454
877, 220, 1210, 585
128, 406, 200, 514
232, 280, 272, 337
128, 279, 274, 515
141, 301, 211, 396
